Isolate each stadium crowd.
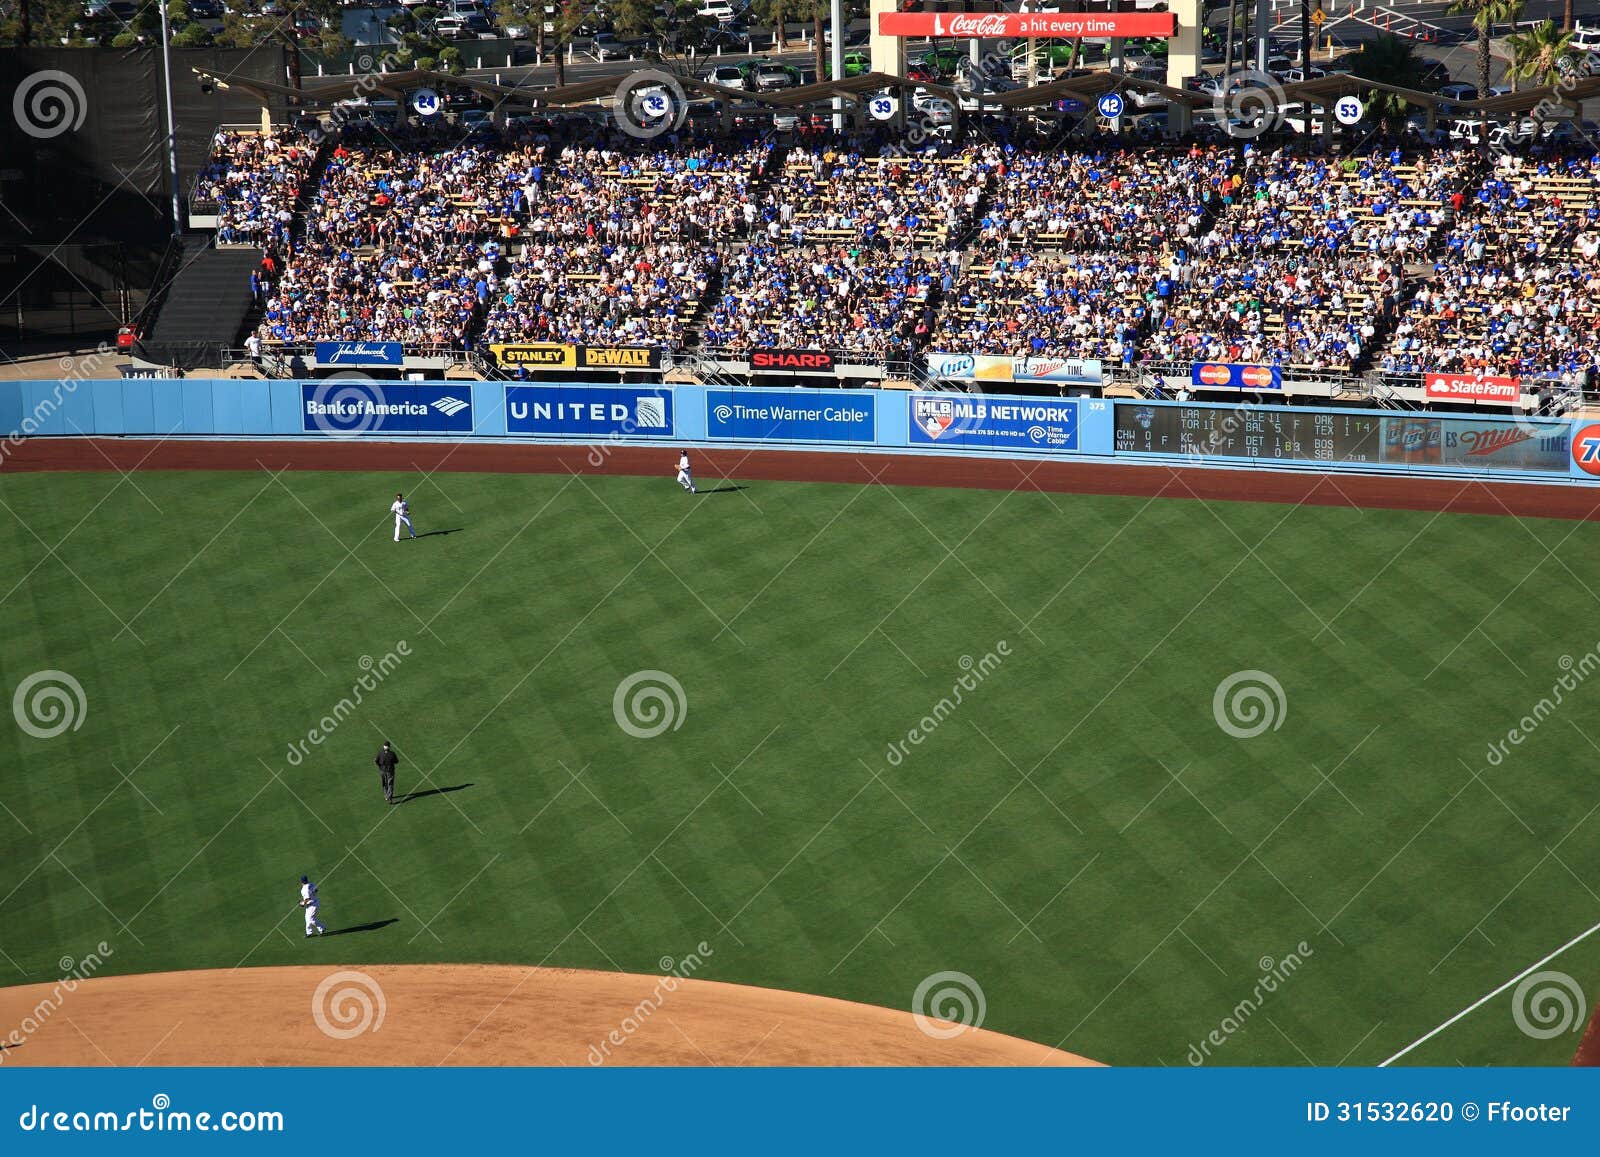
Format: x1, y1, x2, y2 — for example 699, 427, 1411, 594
1381, 151, 1600, 378
198, 116, 1599, 383
196, 128, 318, 249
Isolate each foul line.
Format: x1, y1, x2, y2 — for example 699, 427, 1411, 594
1377, 917, 1600, 1067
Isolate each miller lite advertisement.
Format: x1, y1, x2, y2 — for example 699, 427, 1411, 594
1381, 416, 1569, 473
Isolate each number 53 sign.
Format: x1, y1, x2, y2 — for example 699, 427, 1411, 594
1334, 96, 1364, 126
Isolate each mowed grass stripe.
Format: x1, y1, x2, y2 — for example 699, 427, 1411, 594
2, 469, 1599, 1065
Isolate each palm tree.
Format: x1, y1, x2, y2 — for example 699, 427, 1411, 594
1507, 19, 1575, 88
1448, 0, 1526, 99
1352, 33, 1429, 127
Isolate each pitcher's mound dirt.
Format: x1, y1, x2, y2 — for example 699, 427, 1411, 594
0, 965, 1098, 1066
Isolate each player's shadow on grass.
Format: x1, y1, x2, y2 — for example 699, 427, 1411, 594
397, 783, 474, 804
414, 528, 465, 539
699, 485, 747, 495
322, 918, 399, 938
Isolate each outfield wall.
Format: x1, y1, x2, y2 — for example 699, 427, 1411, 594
3, 379, 1597, 484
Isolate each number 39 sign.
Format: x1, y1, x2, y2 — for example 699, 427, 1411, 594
1334, 96, 1364, 126
869, 95, 898, 121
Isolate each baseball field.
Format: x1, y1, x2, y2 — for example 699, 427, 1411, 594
3, 452, 1600, 1066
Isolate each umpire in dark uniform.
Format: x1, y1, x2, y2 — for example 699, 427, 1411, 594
375, 741, 398, 805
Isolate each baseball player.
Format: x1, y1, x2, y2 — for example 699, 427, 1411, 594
391, 492, 417, 541
375, 740, 398, 805
675, 451, 695, 494
299, 875, 326, 937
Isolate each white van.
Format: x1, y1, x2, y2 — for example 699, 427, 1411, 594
699, 0, 735, 22
1571, 24, 1600, 52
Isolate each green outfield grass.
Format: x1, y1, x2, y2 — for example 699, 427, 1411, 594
3, 467, 1599, 1066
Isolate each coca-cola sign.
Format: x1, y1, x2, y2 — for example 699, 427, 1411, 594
1423, 372, 1522, 404
878, 11, 1178, 38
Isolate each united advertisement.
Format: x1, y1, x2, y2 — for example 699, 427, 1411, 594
300, 381, 474, 436
909, 394, 1079, 452
505, 385, 673, 437
705, 389, 875, 443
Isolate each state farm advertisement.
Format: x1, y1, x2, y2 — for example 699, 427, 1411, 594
878, 12, 1177, 39
1423, 373, 1522, 404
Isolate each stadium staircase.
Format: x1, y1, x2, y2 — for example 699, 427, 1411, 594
139, 236, 263, 370
1353, 151, 1491, 385
233, 134, 336, 347
143, 135, 335, 370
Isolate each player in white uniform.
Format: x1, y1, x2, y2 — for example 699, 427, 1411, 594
391, 492, 417, 541
299, 875, 326, 937
675, 452, 695, 493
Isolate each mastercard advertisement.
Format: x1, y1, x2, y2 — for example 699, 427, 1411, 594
1190, 363, 1282, 391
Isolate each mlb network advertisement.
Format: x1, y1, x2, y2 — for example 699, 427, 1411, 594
300, 382, 474, 436
505, 385, 674, 438
909, 394, 1080, 452
705, 389, 875, 443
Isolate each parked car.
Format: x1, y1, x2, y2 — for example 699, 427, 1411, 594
824, 51, 870, 80
912, 91, 954, 127
186, 0, 223, 18
705, 20, 751, 48
1572, 24, 1600, 52
703, 64, 746, 87
917, 46, 964, 77
589, 32, 635, 60
747, 62, 801, 91
957, 74, 1019, 112
1542, 118, 1600, 144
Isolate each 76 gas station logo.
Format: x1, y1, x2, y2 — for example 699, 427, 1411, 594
1574, 424, 1600, 476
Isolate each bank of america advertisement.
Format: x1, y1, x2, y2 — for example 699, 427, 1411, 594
909, 394, 1080, 452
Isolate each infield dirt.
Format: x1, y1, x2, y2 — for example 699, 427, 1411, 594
0, 966, 1097, 1066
